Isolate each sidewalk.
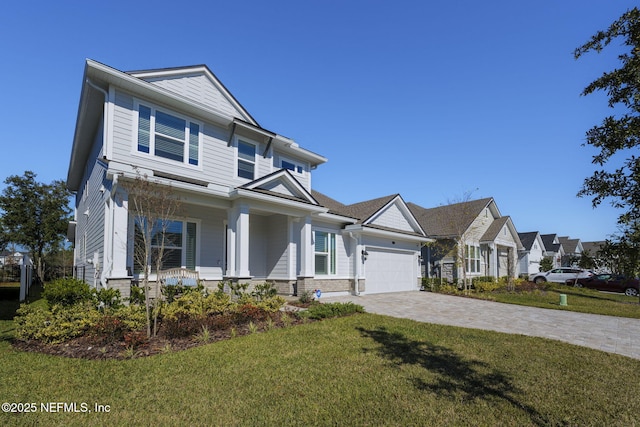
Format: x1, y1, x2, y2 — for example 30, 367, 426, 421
323, 291, 640, 360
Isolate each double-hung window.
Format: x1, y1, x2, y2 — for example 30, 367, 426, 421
137, 103, 200, 166
465, 244, 481, 274
237, 140, 256, 179
314, 231, 336, 275
134, 218, 197, 273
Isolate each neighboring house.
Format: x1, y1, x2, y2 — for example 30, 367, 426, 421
66, 59, 429, 298
408, 198, 523, 281
540, 234, 564, 268
517, 231, 546, 277
0, 251, 26, 267
580, 240, 607, 272
558, 236, 583, 267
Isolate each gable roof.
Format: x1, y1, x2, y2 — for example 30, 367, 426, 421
239, 169, 318, 205
481, 216, 511, 241
67, 59, 327, 191
518, 231, 540, 251
582, 241, 605, 255
312, 191, 426, 237
558, 236, 581, 254
407, 198, 494, 238
126, 64, 259, 126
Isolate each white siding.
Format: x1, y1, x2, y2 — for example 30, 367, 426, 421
369, 202, 415, 232
75, 126, 108, 285
110, 89, 235, 187
249, 215, 268, 278
147, 74, 244, 120
186, 205, 226, 279
266, 216, 290, 279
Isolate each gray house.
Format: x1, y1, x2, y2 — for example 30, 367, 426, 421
66, 60, 429, 298
408, 198, 523, 281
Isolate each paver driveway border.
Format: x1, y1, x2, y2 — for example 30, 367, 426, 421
322, 291, 640, 360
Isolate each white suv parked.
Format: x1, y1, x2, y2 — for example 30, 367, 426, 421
529, 267, 593, 284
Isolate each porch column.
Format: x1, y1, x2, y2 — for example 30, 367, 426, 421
299, 215, 313, 278
229, 204, 251, 278
109, 187, 130, 278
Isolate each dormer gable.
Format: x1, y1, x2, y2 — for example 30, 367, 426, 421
240, 169, 318, 205
128, 65, 258, 125
363, 195, 425, 235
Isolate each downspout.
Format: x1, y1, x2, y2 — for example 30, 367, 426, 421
85, 78, 110, 159
101, 173, 119, 288
348, 232, 361, 296
86, 78, 113, 289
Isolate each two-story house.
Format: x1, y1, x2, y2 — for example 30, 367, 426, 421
408, 198, 523, 281
66, 60, 428, 299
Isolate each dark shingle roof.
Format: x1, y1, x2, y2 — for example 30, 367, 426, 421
311, 191, 399, 223
558, 236, 580, 254
541, 234, 558, 249
481, 216, 510, 241
407, 198, 493, 238
582, 241, 605, 255
518, 232, 539, 251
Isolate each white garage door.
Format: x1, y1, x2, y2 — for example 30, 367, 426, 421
365, 248, 418, 294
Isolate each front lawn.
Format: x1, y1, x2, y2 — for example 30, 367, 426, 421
429, 279, 640, 319
1, 311, 640, 425
489, 285, 640, 318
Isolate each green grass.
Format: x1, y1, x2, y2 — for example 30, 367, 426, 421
1, 311, 640, 425
2, 284, 640, 425
482, 285, 640, 318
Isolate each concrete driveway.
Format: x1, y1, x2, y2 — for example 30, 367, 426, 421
322, 291, 640, 360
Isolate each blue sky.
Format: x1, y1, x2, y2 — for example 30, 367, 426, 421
0, 0, 636, 242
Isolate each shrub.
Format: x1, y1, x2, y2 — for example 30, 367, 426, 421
421, 277, 444, 292
472, 276, 496, 285
233, 303, 268, 323
256, 296, 286, 313
129, 284, 146, 305
15, 301, 100, 343
162, 283, 205, 303
251, 282, 277, 301
474, 280, 502, 293
91, 314, 126, 344
94, 287, 123, 310
301, 302, 365, 320
114, 304, 147, 331
298, 290, 314, 304
43, 278, 93, 307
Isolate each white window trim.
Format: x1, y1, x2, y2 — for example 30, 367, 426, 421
280, 155, 306, 175
132, 216, 201, 278
235, 137, 258, 180
465, 243, 481, 274
131, 99, 203, 170
313, 228, 337, 276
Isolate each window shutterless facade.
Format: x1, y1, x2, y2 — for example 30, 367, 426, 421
136, 102, 201, 166
465, 244, 481, 274
134, 218, 197, 273
314, 230, 336, 275
281, 159, 304, 174
237, 140, 256, 179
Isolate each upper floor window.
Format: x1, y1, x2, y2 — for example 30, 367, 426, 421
281, 159, 304, 174
237, 140, 256, 179
314, 230, 336, 275
137, 103, 200, 166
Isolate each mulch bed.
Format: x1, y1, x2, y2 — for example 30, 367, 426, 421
12, 308, 313, 360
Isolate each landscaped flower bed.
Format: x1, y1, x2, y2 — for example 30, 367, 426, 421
12, 278, 364, 360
